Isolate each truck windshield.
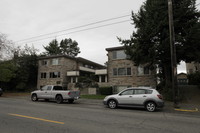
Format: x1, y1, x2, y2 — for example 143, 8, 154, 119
53, 86, 63, 90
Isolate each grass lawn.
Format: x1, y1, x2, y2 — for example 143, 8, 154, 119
81, 95, 107, 100
2, 92, 30, 97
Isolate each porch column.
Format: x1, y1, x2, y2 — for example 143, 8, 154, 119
99, 75, 102, 83
105, 75, 107, 82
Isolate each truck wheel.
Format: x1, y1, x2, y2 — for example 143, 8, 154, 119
56, 95, 63, 104
31, 94, 38, 101
68, 99, 74, 104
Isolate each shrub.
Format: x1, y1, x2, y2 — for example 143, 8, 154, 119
99, 87, 112, 95
188, 72, 200, 85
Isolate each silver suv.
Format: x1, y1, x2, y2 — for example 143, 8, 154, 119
103, 87, 164, 112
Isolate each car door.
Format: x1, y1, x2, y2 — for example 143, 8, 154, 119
117, 89, 134, 105
131, 89, 147, 105
45, 86, 53, 99
37, 86, 48, 98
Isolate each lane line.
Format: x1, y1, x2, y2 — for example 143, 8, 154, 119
8, 113, 64, 124
174, 108, 199, 112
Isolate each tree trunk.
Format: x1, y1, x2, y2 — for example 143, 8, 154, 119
163, 64, 172, 88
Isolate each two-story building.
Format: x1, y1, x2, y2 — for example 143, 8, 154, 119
106, 46, 156, 93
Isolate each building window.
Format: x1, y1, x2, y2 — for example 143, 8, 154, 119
52, 58, 59, 65
113, 67, 132, 76
50, 72, 60, 78
137, 66, 150, 75
41, 60, 47, 66
112, 50, 127, 59
113, 68, 118, 76
40, 73, 47, 79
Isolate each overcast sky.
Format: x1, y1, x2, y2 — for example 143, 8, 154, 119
0, 0, 200, 73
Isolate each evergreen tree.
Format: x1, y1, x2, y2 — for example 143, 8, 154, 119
60, 38, 80, 57
43, 39, 61, 55
118, 0, 200, 88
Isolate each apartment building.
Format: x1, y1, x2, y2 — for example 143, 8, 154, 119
37, 55, 106, 89
106, 46, 156, 93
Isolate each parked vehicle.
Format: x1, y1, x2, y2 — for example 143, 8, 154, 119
31, 85, 80, 104
0, 88, 3, 96
103, 87, 164, 112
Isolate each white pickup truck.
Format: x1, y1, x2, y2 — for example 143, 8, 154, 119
31, 85, 80, 104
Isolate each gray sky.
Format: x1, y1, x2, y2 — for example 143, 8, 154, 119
1, 0, 200, 73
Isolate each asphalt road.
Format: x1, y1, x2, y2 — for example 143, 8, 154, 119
0, 97, 200, 133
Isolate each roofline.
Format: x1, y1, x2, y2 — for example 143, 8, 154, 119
37, 55, 105, 68
106, 46, 124, 51
38, 54, 75, 60
77, 57, 106, 68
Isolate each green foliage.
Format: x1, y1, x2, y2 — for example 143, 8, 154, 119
187, 72, 200, 85
157, 82, 173, 101
75, 76, 98, 88
60, 38, 80, 57
43, 39, 61, 55
99, 87, 113, 95
0, 44, 38, 91
119, 0, 200, 88
14, 54, 38, 90
43, 38, 80, 57
0, 61, 17, 82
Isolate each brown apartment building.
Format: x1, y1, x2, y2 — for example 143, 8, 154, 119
106, 46, 156, 93
37, 46, 157, 93
37, 55, 106, 89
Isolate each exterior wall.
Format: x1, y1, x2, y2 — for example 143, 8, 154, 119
186, 62, 200, 74
37, 57, 77, 89
106, 47, 156, 93
37, 55, 106, 90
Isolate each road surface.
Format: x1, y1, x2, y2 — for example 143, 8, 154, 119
0, 97, 199, 133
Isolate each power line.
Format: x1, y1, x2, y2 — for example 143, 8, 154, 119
15, 14, 131, 43
17, 20, 131, 44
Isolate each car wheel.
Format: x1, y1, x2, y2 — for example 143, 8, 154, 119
108, 100, 117, 109
56, 95, 63, 104
68, 99, 74, 104
31, 94, 38, 101
146, 102, 156, 112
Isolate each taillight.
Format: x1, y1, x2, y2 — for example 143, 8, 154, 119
68, 92, 71, 95
157, 94, 163, 99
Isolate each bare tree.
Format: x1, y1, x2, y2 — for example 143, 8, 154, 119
0, 33, 14, 60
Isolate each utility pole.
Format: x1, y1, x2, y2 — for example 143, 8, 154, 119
168, 0, 178, 107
